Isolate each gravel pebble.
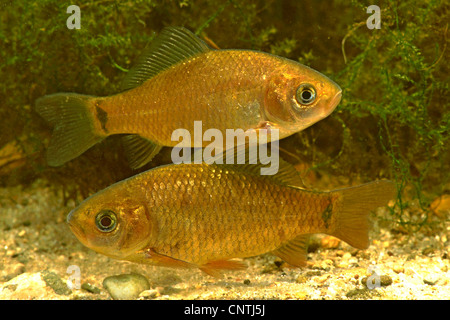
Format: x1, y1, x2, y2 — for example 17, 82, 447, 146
361, 274, 393, 288
103, 273, 150, 300
295, 275, 307, 284
0, 272, 59, 299
139, 289, 159, 299
393, 266, 405, 274
346, 288, 382, 299
423, 274, 440, 286
81, 282, 101, 294
320, 236, 341, 249
0, 263, 25, 281
41, 271, 71, 295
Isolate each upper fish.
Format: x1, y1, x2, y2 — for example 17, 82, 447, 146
36, 27, 342, 169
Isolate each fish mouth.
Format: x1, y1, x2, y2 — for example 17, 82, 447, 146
66, 209, 85, 239
66, 209, 76, 228
320, 90, 342, 119
330, 91, 342, 111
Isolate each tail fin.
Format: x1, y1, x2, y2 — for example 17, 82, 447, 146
331, 180, 396, 249
35, 93, 104, 166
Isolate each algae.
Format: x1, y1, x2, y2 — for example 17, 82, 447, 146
0, 0, 448, 230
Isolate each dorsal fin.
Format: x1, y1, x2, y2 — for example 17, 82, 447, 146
218, 160, 306, 189
207, 145, 307, 189
121, 26, 211, 91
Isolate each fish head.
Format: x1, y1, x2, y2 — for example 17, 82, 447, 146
264, 61, 342, 137
66, 183, 152, 260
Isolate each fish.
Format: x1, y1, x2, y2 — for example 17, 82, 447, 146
66, 160, 395, 277
35, 27, 342, 169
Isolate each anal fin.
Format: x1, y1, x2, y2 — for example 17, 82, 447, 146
271, 234, 310, 267
122, 134, 162, 169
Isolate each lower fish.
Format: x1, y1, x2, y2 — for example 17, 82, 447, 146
67, 161, 395, 277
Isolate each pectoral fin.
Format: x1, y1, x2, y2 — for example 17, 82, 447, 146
126, 249, 245, 278
126, 248, 196, 270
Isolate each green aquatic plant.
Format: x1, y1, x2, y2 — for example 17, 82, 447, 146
327, 0, 449, 230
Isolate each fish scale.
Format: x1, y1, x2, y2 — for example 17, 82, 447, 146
156, 169, 318, 262
103, 50, 269, 139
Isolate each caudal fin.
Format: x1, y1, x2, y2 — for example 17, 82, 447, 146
331, 180, 396, 249
35, 93, 104, 166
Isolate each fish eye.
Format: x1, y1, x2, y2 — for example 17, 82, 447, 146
296, 84, 316, 106
95, 210, 117, 233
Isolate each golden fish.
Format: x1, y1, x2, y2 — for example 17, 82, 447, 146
36, 27, 342, 169
67, 161, 395, 277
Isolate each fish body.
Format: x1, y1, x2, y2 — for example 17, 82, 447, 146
67, 162, 395, 277
36, 27, 342, 168
96, 50, 339, 143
